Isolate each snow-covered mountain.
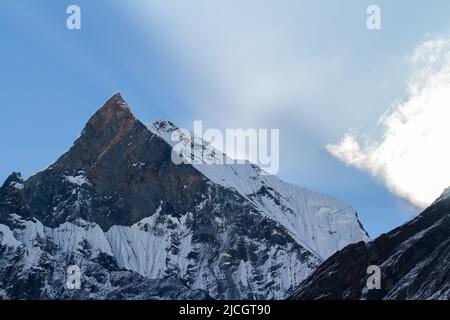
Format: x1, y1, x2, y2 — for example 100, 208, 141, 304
0, 93, 368, 299
148, 119, 369, 260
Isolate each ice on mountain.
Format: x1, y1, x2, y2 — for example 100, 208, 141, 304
63, 173, 91, 187
9, 181, 24, 190
0, 224, 21, 248
47, 220, 113, 257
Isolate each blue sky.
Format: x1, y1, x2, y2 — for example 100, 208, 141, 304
2, 0, 450, 237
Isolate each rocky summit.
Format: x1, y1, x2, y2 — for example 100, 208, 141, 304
0, 93, 368, 300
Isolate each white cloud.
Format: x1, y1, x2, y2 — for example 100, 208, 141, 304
328, 37, 450, 208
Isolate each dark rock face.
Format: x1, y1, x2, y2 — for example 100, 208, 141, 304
290, 196, 450, 300
0, 93, 325, 299
23, 93, 206, 230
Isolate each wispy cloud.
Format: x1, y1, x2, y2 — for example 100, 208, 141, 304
328, 36, 450, 208
123, 0, 373, 132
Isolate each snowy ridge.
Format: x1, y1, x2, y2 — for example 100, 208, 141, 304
147, 120, 369, 259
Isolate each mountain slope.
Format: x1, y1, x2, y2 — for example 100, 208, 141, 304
0, 93, 368, 299
148, 120, 369, 260
290, 190, 450, 300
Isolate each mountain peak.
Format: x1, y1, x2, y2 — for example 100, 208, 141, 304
435, 186, 450, 204
105, 92, 128, 107
1, 172, 23, 189
97, 92, 131, 115
79, 93, 138, 141
48, 93, 142, 172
